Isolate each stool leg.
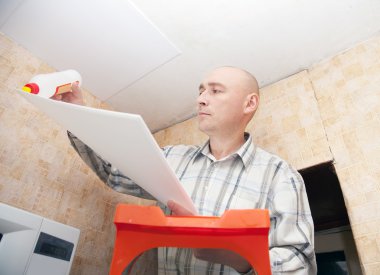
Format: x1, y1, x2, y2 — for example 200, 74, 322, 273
110, 231, 157, 275
231, 237, 271, 275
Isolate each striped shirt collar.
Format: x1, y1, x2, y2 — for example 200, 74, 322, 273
194, 132, 256, 168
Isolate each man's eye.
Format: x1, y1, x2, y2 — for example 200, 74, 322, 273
212, 89, 222, 94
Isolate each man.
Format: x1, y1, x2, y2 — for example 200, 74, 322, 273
56, 67, 316, 274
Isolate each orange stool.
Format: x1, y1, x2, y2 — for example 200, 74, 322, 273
110, 204, 271, 274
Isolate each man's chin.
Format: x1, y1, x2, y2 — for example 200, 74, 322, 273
198, 123, 213, 135
198, 123, 206, 133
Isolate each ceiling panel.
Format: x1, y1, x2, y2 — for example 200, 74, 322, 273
1, 0, 181, 100
0, 0, 24, 27
108, 0, 380, 131
2, 0, 380, 132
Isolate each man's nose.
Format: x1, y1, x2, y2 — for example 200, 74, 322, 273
197, 91, 208, 106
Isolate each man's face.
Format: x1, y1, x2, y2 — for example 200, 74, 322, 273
197, 67, 250, 135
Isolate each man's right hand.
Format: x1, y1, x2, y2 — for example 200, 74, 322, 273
51, 81, 84, 105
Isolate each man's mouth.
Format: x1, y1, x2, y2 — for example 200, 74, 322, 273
198, 112, 210, 116
198, 109, 210, 115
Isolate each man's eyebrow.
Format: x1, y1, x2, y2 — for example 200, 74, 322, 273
198, 82, 225, 90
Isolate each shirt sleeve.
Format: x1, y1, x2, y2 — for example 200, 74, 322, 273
267, 163, 317, 274
67, 131, 156, 200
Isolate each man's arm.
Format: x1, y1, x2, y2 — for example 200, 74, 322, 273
53, 82, 156, 200
68, 131, 156, 200
267, 164, 317, 274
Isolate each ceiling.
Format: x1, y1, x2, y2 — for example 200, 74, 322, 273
1, 0, 380, 132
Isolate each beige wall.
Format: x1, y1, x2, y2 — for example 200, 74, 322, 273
154, 36, 380, 274
309, 36, 380, 274
0, 32, 155, 274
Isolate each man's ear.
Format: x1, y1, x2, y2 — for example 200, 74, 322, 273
244, 93, 259, 114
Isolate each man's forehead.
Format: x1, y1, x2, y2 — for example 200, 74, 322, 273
200, 70, 242, 89
201, 69, 235, 85
201, 66, 259, 94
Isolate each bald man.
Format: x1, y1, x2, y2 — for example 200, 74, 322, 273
63, 67, 317, 274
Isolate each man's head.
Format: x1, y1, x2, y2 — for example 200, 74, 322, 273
197, 66, 259, 136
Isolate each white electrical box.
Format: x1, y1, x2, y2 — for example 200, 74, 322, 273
0, 203, 80, 275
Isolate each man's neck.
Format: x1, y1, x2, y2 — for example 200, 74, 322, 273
208, 132, 246, 160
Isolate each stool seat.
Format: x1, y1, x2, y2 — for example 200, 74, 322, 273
110, 204, 271, 274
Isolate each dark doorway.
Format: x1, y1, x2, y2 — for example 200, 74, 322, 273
299, 162, 362, 275
299, 162, 349, 231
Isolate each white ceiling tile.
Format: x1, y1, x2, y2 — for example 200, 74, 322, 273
0, 0, 24, 27
1, 0, 180, 100
2, 0, 380, 131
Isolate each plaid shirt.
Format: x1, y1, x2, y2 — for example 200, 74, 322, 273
68, 132, 316, 275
